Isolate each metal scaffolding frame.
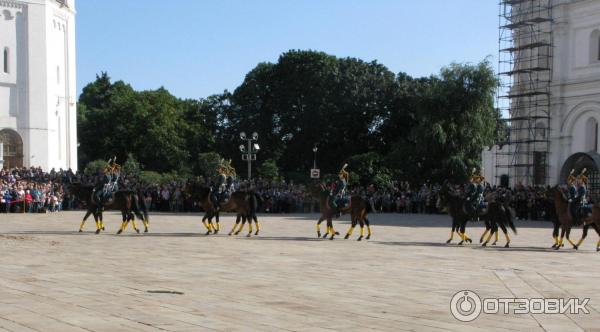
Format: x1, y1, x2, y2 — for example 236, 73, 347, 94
496, 0, 553, 186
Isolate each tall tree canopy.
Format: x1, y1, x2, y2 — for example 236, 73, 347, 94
78, 53, 499, 185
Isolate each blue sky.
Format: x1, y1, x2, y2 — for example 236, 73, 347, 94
76, 0, 499, 99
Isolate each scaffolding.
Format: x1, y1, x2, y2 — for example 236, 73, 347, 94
496, 0, 553, 186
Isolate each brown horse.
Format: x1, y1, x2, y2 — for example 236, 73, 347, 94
575, 202, 600, 252
548, 185, 597, 250
185, 181, 260, 237
314, 184, 372, 240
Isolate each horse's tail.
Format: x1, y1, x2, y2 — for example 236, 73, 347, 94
135, 192, 149, 223
505, 207, 517, 234
365, 197, 373, 214
253, 192, 263, 212
248, 192, 258, 217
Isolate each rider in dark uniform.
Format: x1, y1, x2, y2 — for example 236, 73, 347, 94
93, 158, 118, 210
211, 166, 228, 210
567, 169, 578, 219
465, 168, 484, 215
330, 164, 349, 215
576, 169, 590, 218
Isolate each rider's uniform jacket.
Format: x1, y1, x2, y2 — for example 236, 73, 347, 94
568, 184, 578, 202
215, 173, 226, 193
577, 184, 588, 204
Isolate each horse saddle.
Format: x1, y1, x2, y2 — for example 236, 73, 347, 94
335, 196, 350, 209
463, 198, 486, 217
567, 200, 591, 221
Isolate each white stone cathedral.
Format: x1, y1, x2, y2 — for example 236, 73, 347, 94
0, 0, 77, 171
484, 0, 600, 191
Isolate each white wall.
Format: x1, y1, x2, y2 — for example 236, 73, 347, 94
0, 0, 77, 171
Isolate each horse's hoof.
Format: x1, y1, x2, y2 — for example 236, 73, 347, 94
357, 236, 363, 241
334, 232, 340, 236
317, 232, 321, 238
102, 227, 105, 231
466, 238, 473, 243
479, 238, 483, 243
458, 241, 464, 246
492, 242, 497, 246
573, 245, 578, 251
135, 229, 140, 234
205, 231, 211, 236
234, 231, 240, 236
597, 247, 599, 252
228, 232, 233, 236
254, 231, 259, 236
78, 229, 83, 233
322, 233, 328, 239
95, 229, 100, 235
144, 228, 148, 233
246, 233, 251, 237
551, 244, 557, 249
554, 246, 560, 251
116, 230, 122, 235
482, 243, 487, 247
504, 243, 510, 248
446, 239, 452, 244
344, 234, 350, 240
214, 230, 219, 235
366, 235, 370, 240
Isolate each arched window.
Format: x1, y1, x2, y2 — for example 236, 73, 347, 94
0, 129, 23, 168
3, 48, 8, 73
591, 29, 600, 63
586, 117, 599, 152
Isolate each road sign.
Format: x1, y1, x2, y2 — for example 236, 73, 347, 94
310, 169, 320, 179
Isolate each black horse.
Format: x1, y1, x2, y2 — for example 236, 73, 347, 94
436, 182, 475, 245
480, 189, 516, 248
67, 183, 149, 234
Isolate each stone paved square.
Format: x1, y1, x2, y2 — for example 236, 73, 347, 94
0, 212, 599, 331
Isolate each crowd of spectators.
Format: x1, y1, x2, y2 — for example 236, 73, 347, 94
0, 166, 583, 222
0, 167, 73, 213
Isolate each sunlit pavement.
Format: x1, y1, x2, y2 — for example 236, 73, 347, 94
0, 211, 598, 331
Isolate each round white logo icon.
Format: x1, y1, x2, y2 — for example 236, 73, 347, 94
450, 290, 482, 322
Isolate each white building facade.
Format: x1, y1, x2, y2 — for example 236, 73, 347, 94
0, 0, 77, 171
486, 0, 600, 193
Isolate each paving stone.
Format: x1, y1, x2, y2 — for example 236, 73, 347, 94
0, 211, 599, 331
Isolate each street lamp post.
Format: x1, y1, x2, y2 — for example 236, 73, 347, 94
312, 146, 318, 169
239, 131, 259, 180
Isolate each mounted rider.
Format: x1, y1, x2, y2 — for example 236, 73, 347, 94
464, 168, 485, 215
577, 168, 588, 205
210, 161, 236, 210
567, 169, 578, 203
329, 164, 350, 214
93, 157, 121, 210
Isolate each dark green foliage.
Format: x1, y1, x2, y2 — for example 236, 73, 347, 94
78, 53, 499, 185
257, 159, 279, 180
83, 159, 109, 176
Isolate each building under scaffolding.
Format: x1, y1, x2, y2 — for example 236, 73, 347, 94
496, 0, 553, 186
483, 0, 600, 198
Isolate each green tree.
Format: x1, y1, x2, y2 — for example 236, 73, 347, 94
196, 152, 223, 178
122, 153, 141, 177
257, 159, 279, 180
84, 159, 109, 176
386, 60, 499, 183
